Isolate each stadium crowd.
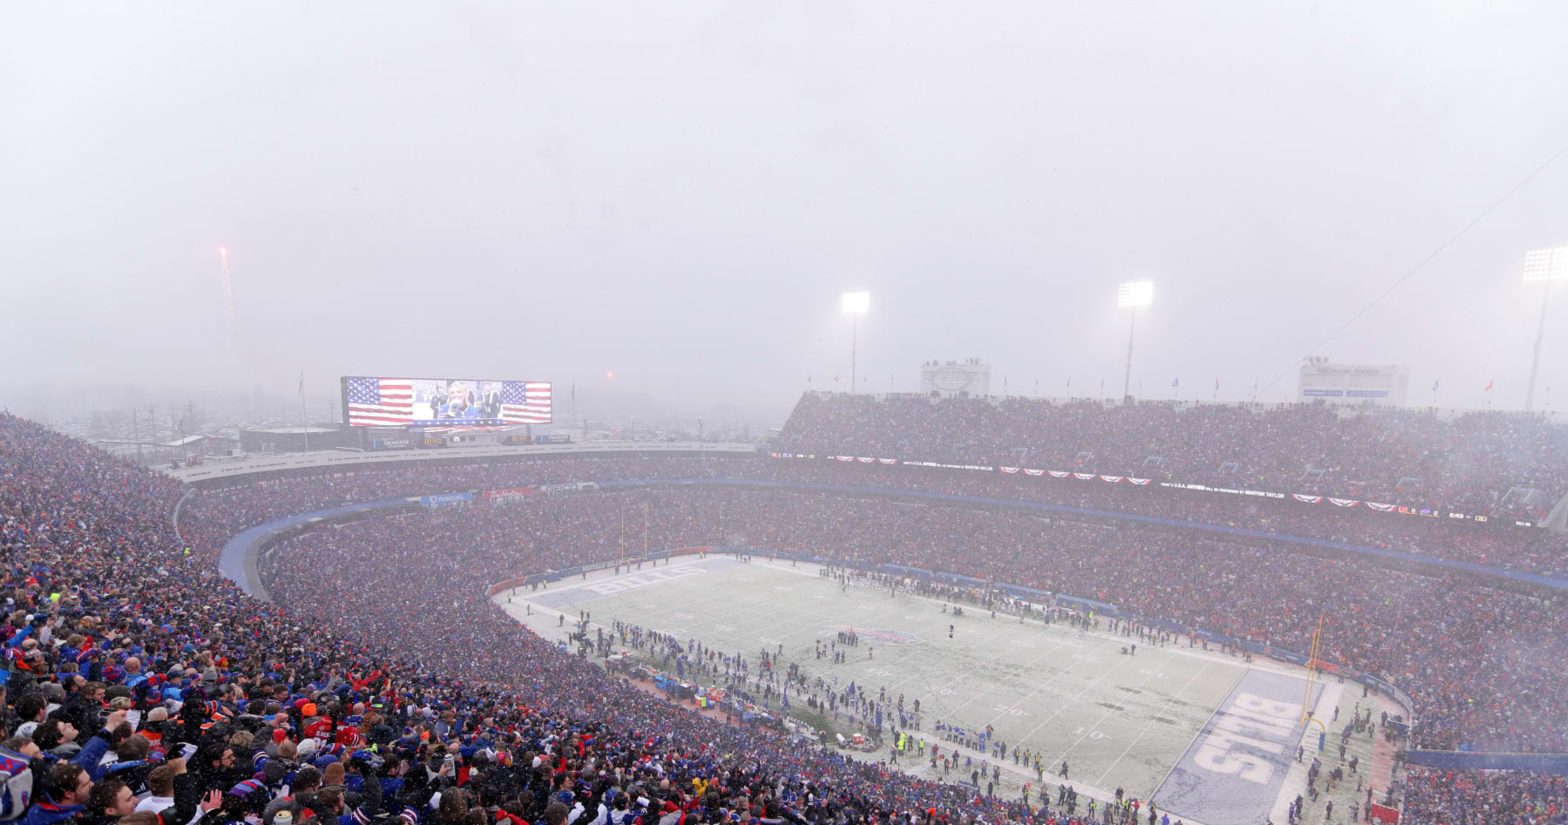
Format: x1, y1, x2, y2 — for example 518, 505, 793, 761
175, 456, 734, 565
6, 396, 1568, 825
1400, 768, 1567, 824
179, 453, 1568, 579
250, 487, 1568, 755
0, 416, 1126, 825
774, 393, 1568, 521
761, 460, 1568, 578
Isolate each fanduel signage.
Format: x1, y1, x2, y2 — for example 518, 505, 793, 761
419, 492, 474, 507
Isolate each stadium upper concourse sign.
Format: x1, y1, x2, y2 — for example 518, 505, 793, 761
920, 359, 991, 397
1296, 359, 1408, 407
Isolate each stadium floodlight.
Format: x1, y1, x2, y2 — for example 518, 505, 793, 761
1523, 246, 1568, 283
842, 291, 869, 393
1523, 247, 1568, 411
1117, 280, 1154, 308
1118, 281, 1153, 401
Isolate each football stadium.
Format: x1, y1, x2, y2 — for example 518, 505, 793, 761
3, 388, 1563, 825
7, 4, 1568, 825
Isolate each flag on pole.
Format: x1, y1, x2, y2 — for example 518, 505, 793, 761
1172, 378, 1180, 388
298, 370, 305, 398
1432, 380, 1439, 392
1214, 378, 1220, 391
1484, 380, 1494, 392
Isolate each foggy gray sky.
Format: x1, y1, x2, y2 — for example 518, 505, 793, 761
4, 1, 1568, 425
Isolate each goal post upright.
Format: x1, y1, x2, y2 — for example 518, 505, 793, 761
1302, 612, 1325, 723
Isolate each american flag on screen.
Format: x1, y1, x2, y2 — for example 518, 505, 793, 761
501, 381, 552, 424
346, 377, 414, 426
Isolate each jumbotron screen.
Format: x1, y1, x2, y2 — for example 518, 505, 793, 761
341, 376, 552, 427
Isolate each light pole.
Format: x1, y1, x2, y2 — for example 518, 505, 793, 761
1117, 281, 1154, 402
842, 291, 870, 393
1524, 246, 1568, 412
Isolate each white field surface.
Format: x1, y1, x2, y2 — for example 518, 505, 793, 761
495, 554, 1391, 825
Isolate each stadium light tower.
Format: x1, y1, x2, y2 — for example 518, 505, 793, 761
1117, 281, 1154, 402
1524, 246, 1568, 412
842, 291, 870, 393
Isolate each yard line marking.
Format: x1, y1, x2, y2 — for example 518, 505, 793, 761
979, 632, 1124, 728
1009, 637, 1147, 748
932, 631, 1084, 718
1145, 665, 1248, 801
1093, 657, 1217, 787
